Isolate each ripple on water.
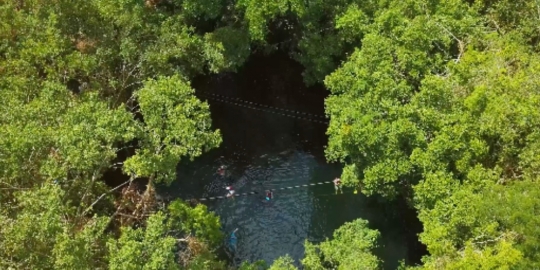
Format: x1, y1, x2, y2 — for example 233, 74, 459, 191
211, 151, 318, 265
164, 146, 409, 269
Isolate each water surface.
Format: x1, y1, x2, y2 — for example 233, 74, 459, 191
160, 52, 423, 269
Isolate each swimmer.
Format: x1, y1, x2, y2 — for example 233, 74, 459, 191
188, 198, 199, 206
226, 186, 235, 198
333, 177, 342, 194
265, 190, 273, 201
217, 165, 226, 176
229, 228, 239, 252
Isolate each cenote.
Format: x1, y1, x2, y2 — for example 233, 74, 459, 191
159, 51, 427, 269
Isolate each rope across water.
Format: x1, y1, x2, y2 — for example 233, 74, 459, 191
199, 181, 334, 201
198, 92, 329, 125
195, 93, 335, 200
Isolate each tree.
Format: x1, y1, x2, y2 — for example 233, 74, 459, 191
0, 81, 137, 211
238, 260, 268, 270
1, 1, 228, 268
234, 0, 375, 84
322, 1, 540, 268
108, 200, 226, 270
3, 0, 540, 269
0, 184, 109, 269
124, 75, 222, 186
324, 0, 482, 198
166, 200, 223, 247
418, 180, 539, 269
302, 219, 381, 270
107, 211, 179, 270
269, 255, 298, 270
407, 34, 540, 267
0, 184, 226, 269
203, 26, 251, 73
0, 0, 229, 199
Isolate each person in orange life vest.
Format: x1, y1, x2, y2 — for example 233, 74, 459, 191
333, 177, 342, 194
226, 186, 235, 198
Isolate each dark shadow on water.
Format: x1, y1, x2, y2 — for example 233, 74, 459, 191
192, 51, 329, 161
159, 51, 426, 269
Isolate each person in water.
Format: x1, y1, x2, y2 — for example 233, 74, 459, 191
217, 165, 226, 176
265, 190, 273, 201
229, 228, 239, 252
333, 177, 342, 194
226, 186, 235, 198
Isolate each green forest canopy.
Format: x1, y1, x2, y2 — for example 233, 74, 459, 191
1, 0, 539, 269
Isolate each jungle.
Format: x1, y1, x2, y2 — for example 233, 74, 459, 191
1, 0, 539, 269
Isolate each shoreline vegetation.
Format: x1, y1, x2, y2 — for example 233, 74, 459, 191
1, 0, 539, 269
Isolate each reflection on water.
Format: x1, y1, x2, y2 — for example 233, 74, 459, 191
159, 52, 423, 269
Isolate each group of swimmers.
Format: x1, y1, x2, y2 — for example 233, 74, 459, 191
217, 165, 343, 200
220, 166, 345, 253
224, 184, 274, 200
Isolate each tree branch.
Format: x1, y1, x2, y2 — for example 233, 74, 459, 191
433, 21, 464, 62
472, 234, 505, 246
0, 180, 33, 191
83, 177, 134, 215
116, 212, 150, 219
176, 238, 189, 243
76, 172, 98, 217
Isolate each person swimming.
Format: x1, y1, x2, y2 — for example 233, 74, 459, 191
333, 177, 343, 194
217, 165, 226, 176
228, 228, 238, 252
226, 186, 235, 198
265, 190, 273, 201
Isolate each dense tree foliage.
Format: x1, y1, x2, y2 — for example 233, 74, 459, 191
302, 219, 381, 269
251, 219, 380, 270
321, 0, 540, 268
2, 0, 540, 269
0, 0, 227, 268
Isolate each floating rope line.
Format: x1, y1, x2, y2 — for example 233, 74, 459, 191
198, 92, 329, 125
199, 91, 327, 120
198, 181, 334, 201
